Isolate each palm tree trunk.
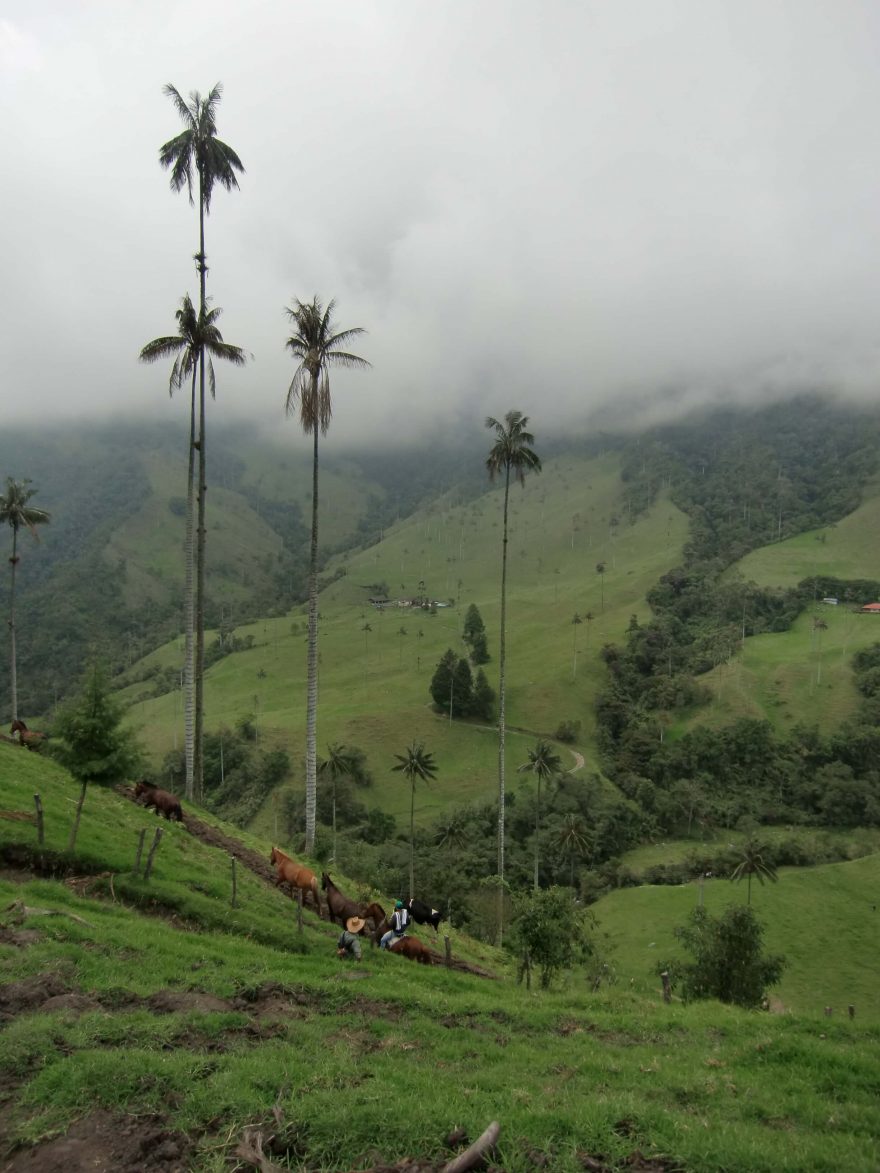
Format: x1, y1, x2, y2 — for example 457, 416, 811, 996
8, 525, 18, 723
410, 780, 415, 900
183, 371, 197, 801
534, 775, 541, 890
304, 399, 320, 853
497, 464, 511, 946
194, 171, 207, 803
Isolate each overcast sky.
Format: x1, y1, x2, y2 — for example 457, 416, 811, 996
3, 1, 880, 447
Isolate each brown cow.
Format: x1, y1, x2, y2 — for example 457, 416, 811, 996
390, 936, 434, 965
135, 780, 183, 822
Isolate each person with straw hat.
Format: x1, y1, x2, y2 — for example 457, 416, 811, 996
337, 915, 365, 961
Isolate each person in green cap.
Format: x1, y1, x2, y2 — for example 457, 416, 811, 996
380, 899, 409, 949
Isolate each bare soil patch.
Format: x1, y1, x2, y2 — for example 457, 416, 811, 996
1, 1108, 192, 1172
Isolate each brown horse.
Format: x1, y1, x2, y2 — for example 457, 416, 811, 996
390, 935, 434, 965
321, 872, 377, 927
271, 847, 321, 916
10, 720, 45, 752
135, 780, 183, 821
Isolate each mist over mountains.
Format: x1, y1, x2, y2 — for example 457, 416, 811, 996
2, 393, 879, 721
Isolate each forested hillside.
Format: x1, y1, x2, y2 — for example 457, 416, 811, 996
0, 421, 487, 717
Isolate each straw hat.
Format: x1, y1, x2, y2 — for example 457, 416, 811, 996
346, 916, 366, 933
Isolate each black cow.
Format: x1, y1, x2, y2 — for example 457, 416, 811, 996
406, 898, 443, 932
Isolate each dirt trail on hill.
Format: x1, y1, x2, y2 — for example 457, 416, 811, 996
117, 787, 496, 978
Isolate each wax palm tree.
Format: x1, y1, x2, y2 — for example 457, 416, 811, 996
159, 81, 243, 798
392, 741, 438, 899
285, 297, 370, 853
556, 814, 594, 890
595, 562, 606, 613
730, 837, 778, 905
317, 743, 356, 864
518, 740, 563, 889
0, 479, 50, 723
486, 410, 541, 944
571, 612, 582, 680
139, 295, 246, 800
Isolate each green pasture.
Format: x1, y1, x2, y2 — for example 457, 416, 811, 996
2, 750, 880, 1171
593, 852, 880, 1019
124, 452, 690, 826
730, 483, 880, 590
620, 826, 880, 873
683, 604, 880, 736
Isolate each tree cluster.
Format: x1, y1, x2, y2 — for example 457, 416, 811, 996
429, 649, 495, 721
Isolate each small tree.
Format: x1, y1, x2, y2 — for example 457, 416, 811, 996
471, 669, 496, 721
510, 886, 598, 989
463, 604, 490, 664
392, 741, 438, 899
53, 664, 143, 853
665, 904, 785, 1008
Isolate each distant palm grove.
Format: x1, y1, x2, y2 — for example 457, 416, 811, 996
4, 82, 880, 943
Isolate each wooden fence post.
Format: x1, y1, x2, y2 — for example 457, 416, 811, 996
824, 1006, 832, 1018
661, 971, 672, 1004
230, 855, 238, 908
848, 1005, 855, 1020
143, 827, 162, 882
296, 887, 303, 933
133, 829, 146, 877
33, 794, 44, 847
444, 935, 452, 969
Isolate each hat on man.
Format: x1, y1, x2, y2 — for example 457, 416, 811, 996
346, 916, 366, 934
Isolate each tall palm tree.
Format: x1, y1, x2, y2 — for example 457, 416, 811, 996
571, 612, 582, 680
0, 479, 50, 723
730, 837, 778, 905
392, 741, 438, 899
595, 562, 606, 613
159, 81, 243, 798
317, 743, 356, 864
486, 410, 541, 944
518, 740, 563, 889
139, 295, 246, 800
285, 297, 370, 853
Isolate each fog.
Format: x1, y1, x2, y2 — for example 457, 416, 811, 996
2, 0, 880, 449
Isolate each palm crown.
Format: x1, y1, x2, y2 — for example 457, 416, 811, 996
0, 479, 51, 538
159, 83, 244, 211
139, 294, 247, 396
486, 411, 542, 485
285, 297, 370, 436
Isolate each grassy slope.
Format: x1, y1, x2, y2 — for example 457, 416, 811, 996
682, 482, 880, 736
2, 746, 879, 1172
103, 436, 381, 615
592, 853, 880, 1019
124, 452, 690, 825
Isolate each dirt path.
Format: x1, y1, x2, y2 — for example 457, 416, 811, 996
117, 787, 496, 979
568, 748, 585, 772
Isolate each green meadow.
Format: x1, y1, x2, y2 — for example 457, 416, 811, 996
125, 451, 690, 825
2, 745, 879, 1171
680, 479, 880, 734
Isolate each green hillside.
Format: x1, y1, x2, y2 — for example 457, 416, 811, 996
125, 451, 690, 826
2, 746, 879, 1172
689, 480, 880, 735
593, 853, 880, 1018
731, 481, 880, 589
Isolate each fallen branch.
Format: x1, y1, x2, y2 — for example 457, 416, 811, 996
442, 1121, 500, 1173
4, 900, 93, 928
